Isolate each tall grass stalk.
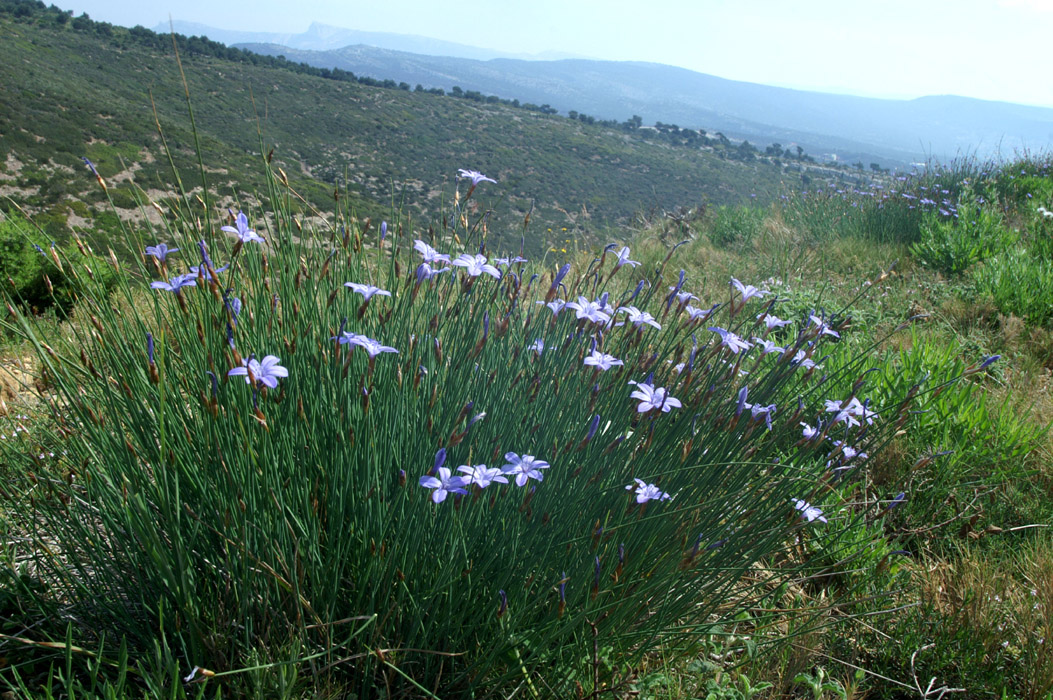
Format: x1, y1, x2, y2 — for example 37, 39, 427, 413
0, 150, 989, 696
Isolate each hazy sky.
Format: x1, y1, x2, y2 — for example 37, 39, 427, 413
63, 0, 1053, 108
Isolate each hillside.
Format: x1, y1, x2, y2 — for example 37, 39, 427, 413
231, 39, 1053, 165
0, 2, 802, 253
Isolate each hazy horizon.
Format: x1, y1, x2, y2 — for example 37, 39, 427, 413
58, 0, 1053, 110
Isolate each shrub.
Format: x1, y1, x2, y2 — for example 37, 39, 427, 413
910, 196, 1017, 275
0, 168, 984, 697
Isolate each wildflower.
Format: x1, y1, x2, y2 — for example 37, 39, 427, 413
584, 350, 623, 371
344, 283, 392, 301
791, 350, 817, 370
800, 422, 821, 441
348, 336, 399, 359
492, 255, 528, 267
566, 296, 611, 325
752, 337, 784, 355
617, 306, 661, 330
614, 246, 640, 269
809, 313, 840, 339
529, 338, 545, 355
669, 289, 698, 306
190, 264, 229, 279
731, 278, 770, 302
746, 402, 776, 430
221, 210, 264, 244
380, 221, 388, 241
824, 397, 873, 427
501, 453, 550, 486
792, 498, 828, 524
150, 273, 197, 292
419, 467, 469, 503
708, 326, 752, 354
452, 253, 501, 279
145, 243, 178, 262
413, 240, 451, 264
457, 464, 508, 489
760, 314, 791, 330
457, 169, 497, 186
887, 492, 906, 510
628, 380, 681, 413
228, 355, 289, 389
626, 478, 672, 503
537, 298, 566, 317
333, 331, 367, 346
685, 304, 719, 322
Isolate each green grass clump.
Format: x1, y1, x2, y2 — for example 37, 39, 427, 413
0, 153, 974, 697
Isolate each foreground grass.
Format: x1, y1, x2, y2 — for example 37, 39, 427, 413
1, 143, 1051, 698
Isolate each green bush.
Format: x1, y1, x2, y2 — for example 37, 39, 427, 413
707, 205, 765, 248
0, 213, 118, 315
973, 246, 1053, 327
0, 165, 961, 697
910, 196, 1016, 275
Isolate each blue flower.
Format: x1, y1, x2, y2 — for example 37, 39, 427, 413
150, 274, 197, 292
457, 465, 508, 489
344, 283, 392, 301
419, 467, 469, 503
145, 243, 178, 262
501, 453, 550, 487
228, 354, 288, 389
626, 478, 672, 503
221, 210, 264, 244
457, 169, 497, 186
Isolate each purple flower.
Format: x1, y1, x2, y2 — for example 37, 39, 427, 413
228, 354, 288, 389
348, 336, 399, 359
458, 169, 497, 186
708, 326, 752, 354
380, 221, 388, 241
145, 243, 178, 262
333, 331, 367, 346
614, 246, 640, 269
344, 283, 392, 301
566, 296, 612, 325
626, 478, 671, 504
800, 422, 821, 440
752, 337, 784, 355
419, 467, 469, 503
731, 278, 770, 302
685, 304, 718, 322
669, 289, 698, 305
760, 314, 791, 330
628, 380, 681, 413
809, 314, 840, 339
793, 498, 828, 524
538, 299, 566, 317
791, 350, 818, 370
501, 452, 550, 487
452, 253, 501, 279
745, 401, 776, 430
416, 262, 450, 283
617, 306, 661, 329
824, 397, 873, 427
457, 464, 508, 489
150, 273, 197, 292
221, 210, 264, 244
530, 338, 545, 355
190, 264, 229, 280
584, 350, 623, 371
146, 332, 155, 363
413, 240, 451, 264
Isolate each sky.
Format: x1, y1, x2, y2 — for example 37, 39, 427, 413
62, 0, 1053, 108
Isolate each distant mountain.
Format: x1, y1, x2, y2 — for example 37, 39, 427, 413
156, 21, 586, 62
2, 5, 795, 254
227, 42, 1053, 165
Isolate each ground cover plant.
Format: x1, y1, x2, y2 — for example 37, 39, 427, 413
0, 135, 1009, 698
